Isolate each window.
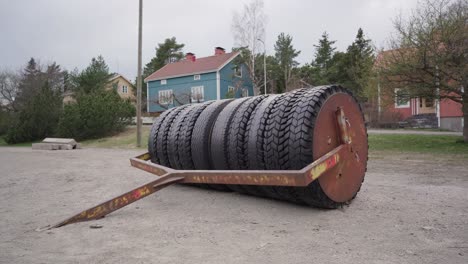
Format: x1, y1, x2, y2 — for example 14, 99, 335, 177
122, 85, 128, 93
242, 88, 249, 97
161, 79, 167, 85
159, 89, 173, 105
234, 66, 242, 77
191, 86, 204, 102
395, 88, 410, 108
227, 86, 236, 97
194, 75, 201, 80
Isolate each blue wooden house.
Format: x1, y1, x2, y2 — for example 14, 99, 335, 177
145, 47, 253, 112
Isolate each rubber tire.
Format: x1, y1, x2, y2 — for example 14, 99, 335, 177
287, 85, 366, 208
263, 88, 308, 204
148, 107, 178, 164
225, 95, 268, 193
177, 101, 214, 170
192, 99, 233, 191
156, 105, 190, 167
244, 94, 283, 198
210, 98, 251, 170
167, 104, 198, 169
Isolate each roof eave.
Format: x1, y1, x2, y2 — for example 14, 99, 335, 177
144, 51, 241, 83
144, 69, 217, 83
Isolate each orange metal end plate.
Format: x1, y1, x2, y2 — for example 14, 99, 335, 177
313, 93, 368, 202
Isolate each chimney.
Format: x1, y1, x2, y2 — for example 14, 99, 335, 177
215, 47, 226, 56
186, 52, 196, 62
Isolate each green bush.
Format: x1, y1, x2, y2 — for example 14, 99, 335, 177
4, 83, 62, 144
57, 89, 135, 140
0, 109, 11, 135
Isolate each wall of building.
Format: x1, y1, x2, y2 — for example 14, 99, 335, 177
147, 72, 217, 112
389, 101, 412, 120
439, 98, 463, 131
440, 98, 463, 118
387, 97, 440, 121
219, 62, 254, 98
107, 76, 136, 101
440, 117, 463, 132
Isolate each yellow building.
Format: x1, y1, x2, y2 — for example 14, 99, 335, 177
107, 74, 136, 102
63, 74, 136, 104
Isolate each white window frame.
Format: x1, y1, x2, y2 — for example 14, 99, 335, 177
228, 86, 235, 94
242, 88, 249, 97
234, 66, 242, 77
122, 85, 128, 94
395, 88, 410, 108
194, 74, 201, 80
191, 86, 204, 103
159, 89, 173, 105
161, 79, 167, 85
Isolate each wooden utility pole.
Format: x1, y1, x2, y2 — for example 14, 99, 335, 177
136, 0, 143, 147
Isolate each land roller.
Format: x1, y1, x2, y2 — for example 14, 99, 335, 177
49, 85, 368, 228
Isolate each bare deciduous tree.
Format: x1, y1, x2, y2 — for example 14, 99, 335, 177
0, 69, 20, 111
231, 0, 266, 95
150, 91, 192, 110
379, 0, 468, 141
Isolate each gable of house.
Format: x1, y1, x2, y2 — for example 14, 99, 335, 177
217, 58, 252, 99
107, 74, 136, 101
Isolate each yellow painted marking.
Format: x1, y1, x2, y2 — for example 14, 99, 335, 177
310, 154, 340, 180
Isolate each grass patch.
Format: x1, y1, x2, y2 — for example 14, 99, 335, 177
4, 128, 466, 157
398, 127, 452, 132
369, 134, 468, 155
81, 126, 151, 149
0, 127, 151, 149
0, 135, 39, 147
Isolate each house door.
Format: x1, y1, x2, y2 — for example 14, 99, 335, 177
419, 98, 436, 114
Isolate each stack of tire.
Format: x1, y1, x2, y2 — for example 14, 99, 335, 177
148, 85, 367, 208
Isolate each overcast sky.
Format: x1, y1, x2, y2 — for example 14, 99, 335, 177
0, 0, 419, 80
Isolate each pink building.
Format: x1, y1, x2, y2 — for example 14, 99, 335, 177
375, 50, 464, 131
383, 90, 463, 131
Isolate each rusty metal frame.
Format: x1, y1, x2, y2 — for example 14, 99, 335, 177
48, 107, 351, 229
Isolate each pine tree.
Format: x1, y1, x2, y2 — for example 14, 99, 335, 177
274, 33, 300, 92
5, 81, 63, 144
143, 37, 185, 79
345, 28, 375, 99
73, 55, 112, 94
311, 32, 337, 85
15, 58, 41, 109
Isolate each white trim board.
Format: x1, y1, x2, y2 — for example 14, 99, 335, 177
216, 71, 221, 100
146, 82, 149, 113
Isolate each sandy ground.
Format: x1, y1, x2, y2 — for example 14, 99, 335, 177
0, 147, 467, 264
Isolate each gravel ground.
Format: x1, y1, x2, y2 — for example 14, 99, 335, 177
0, 147, 467, 264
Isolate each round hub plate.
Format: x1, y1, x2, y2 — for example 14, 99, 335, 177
313, 92, 368, 202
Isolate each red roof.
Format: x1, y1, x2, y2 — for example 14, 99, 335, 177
144, 51, 240, 82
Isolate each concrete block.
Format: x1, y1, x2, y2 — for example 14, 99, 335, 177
32, 138, 80, 150
42, 138, 77, 145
